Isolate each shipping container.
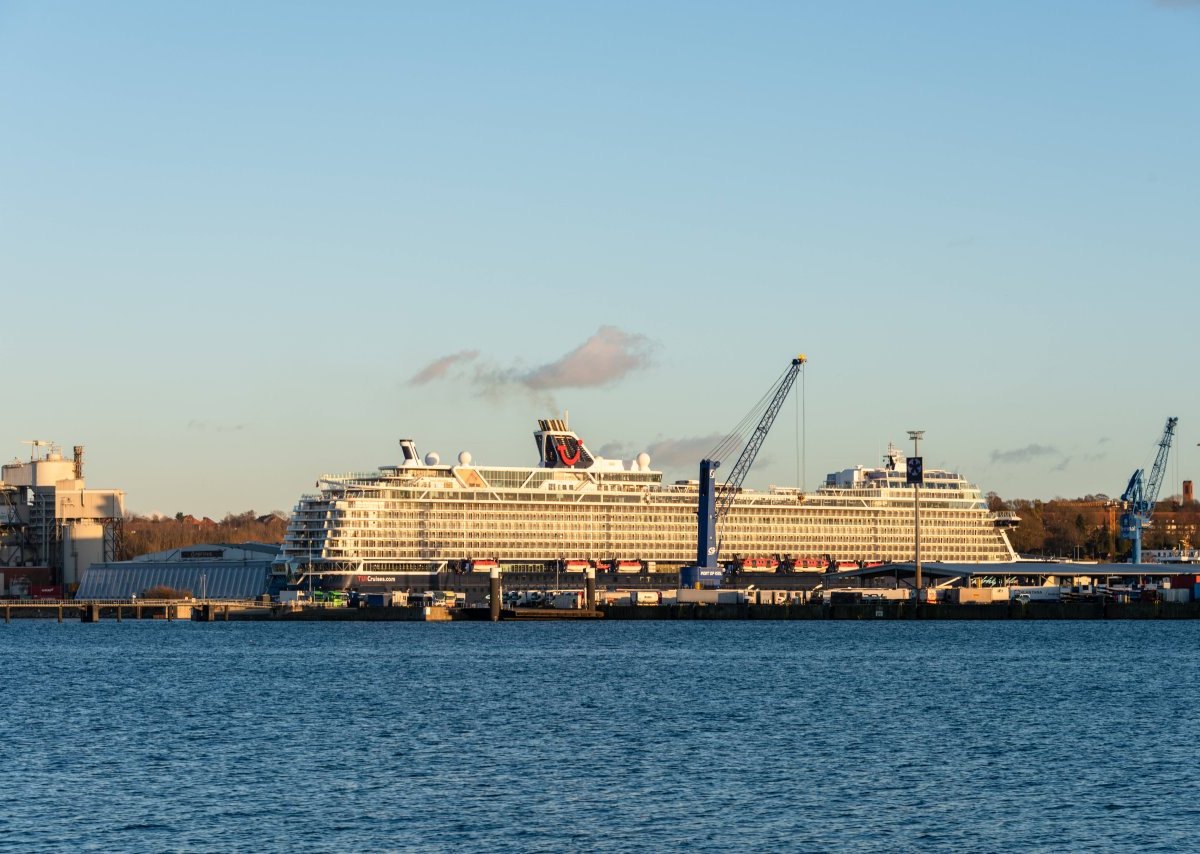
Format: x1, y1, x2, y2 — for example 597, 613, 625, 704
748, 590, 791, 605
677, 588, 744, 605
948, 588, 993, 604
1010, 586, 1061, 602
551, 591, 584, 609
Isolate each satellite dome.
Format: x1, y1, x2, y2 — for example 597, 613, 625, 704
636, 452, 651, 470
425, 452, 441, 466
458, 451, 473, 466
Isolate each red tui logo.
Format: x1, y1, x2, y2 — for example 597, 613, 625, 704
555, 440, 582, 466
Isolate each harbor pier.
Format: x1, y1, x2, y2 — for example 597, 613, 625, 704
1, 598, 269, 622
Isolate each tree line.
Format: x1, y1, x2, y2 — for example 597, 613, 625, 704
118, 511, 288, 560
988, 494, 1200, 560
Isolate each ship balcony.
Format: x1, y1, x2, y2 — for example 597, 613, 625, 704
991, 510, 1021, 527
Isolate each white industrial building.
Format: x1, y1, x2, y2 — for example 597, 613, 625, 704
1, 442, 125, 591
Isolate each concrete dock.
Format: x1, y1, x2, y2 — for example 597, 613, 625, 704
8, 597, 1200, 623
2, 598, 269, 622
599, 599, 1200, 620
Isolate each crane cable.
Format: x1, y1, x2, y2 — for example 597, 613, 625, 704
705, 363, 794, 464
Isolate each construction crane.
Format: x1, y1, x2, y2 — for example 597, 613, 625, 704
1119, 417, 1178, 565
681, 355, 806, 588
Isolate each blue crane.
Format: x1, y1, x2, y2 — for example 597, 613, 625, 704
681, 356, 806, 588
1119, 416, 1178, 564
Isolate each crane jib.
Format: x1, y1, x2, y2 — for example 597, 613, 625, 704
684, 355, 806, 588
1120, 416, 1178, 565
714, 356, 806, 521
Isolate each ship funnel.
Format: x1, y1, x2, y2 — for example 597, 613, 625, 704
533, 418, 593, 469
399, 439, 420, 466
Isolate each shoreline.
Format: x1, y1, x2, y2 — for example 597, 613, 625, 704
7, 599, 1200, 622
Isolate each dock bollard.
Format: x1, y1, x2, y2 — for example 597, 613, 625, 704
490, 567, 501, 622
585, 566, 596, 612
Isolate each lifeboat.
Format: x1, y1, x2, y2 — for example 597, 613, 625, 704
738, 557, 781, 573
469, 558, 500, 573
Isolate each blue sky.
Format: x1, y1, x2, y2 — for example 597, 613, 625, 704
2, 1, 1198, 517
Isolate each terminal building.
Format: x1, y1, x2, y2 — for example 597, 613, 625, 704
77, 542, 281, 600
1, 443, 124, 596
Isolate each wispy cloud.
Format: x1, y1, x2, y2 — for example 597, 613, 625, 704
408, 350, 479, 386
522, 327, 655, 390
409, 327, 656, 405
595, 442, 630, 458
989, 444, 1059, 465
598, 434, 725, 472
187, 419, 247, 433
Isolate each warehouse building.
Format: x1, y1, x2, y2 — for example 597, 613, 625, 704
76, 542, 280, 600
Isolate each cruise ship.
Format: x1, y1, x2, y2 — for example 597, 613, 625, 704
279, 419, 1019, 589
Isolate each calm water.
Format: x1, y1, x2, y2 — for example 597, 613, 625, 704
3, 620, 1199, 852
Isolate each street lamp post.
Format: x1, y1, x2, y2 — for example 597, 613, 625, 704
907, 430, 924, 597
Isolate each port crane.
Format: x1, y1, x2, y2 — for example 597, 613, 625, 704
1119, 417, 1178, 564
681, 355, 806, 588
